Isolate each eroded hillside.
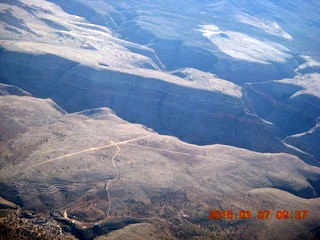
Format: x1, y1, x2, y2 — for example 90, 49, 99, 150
0, 0, 320, 239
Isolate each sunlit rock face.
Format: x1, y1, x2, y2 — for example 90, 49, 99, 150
1, 0, 319, 159
45, 0, 319, 82
1, 1, 320, 240
0, 51, 274, 152
245, 74, 320, 136
285, 121, 320, 161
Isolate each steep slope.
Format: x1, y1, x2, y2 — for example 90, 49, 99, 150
1, 1, 320, 239
245, 73, 320, 137
0, 0, 306, 157
285, 122, 320, 161
0, 90, 320, 240
47, 0, 320, 83
0, 0, 161, 70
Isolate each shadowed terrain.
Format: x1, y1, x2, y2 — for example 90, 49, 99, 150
0, 86, 320, 239
0, 0, 320, 239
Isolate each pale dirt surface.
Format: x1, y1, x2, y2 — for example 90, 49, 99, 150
0, 91, 319, 240
1, 0, 320, 239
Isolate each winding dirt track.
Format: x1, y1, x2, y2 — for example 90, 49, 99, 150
105, 143, 121, 217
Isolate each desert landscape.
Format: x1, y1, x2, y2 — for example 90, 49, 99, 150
0, 0, 319, 239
